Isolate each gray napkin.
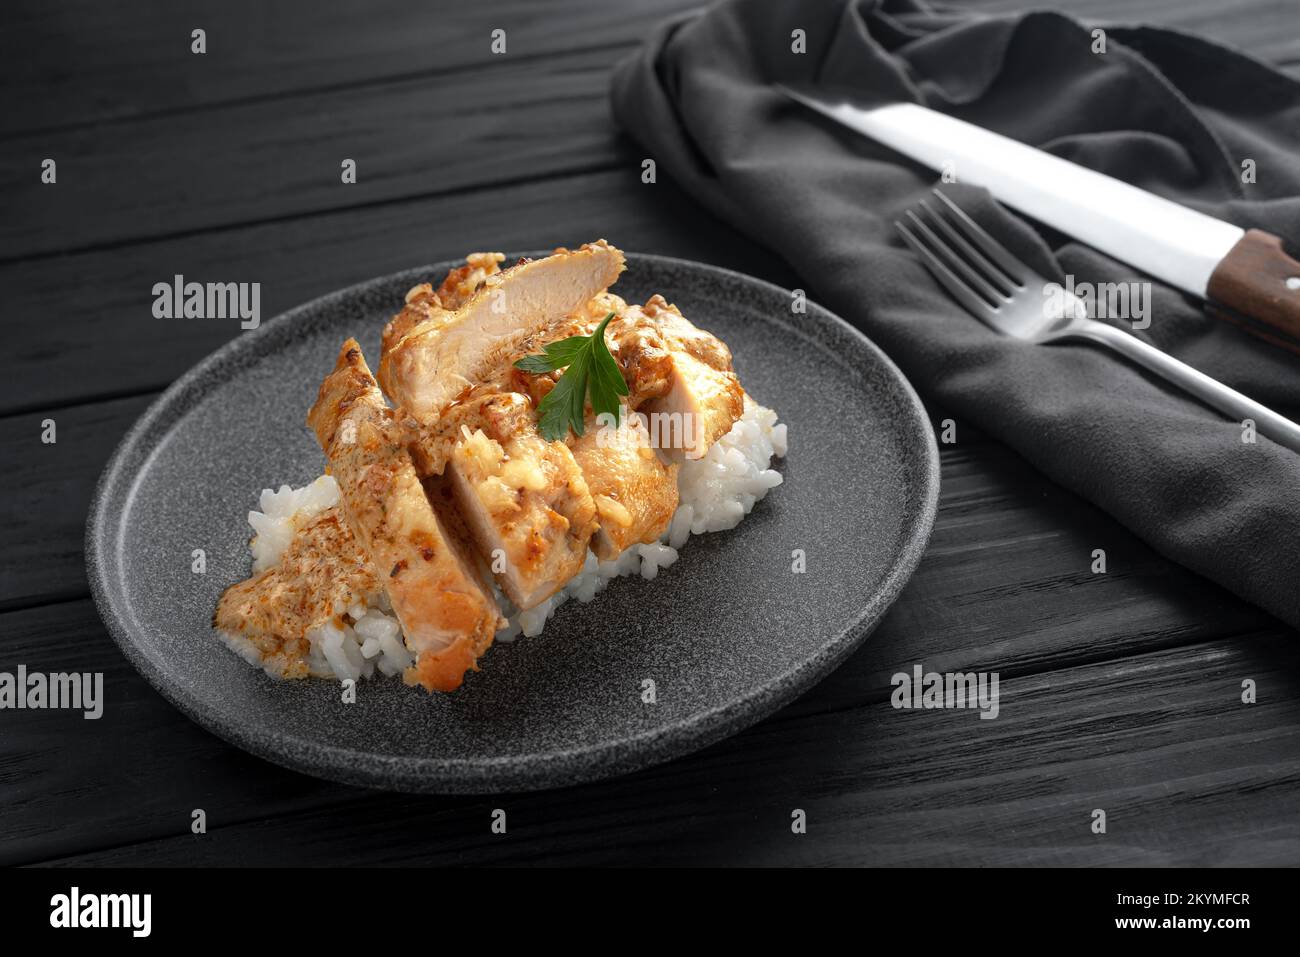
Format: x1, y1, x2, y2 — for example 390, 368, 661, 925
611, 0, 1300, 630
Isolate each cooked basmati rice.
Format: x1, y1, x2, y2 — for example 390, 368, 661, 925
248, 474, 341, 573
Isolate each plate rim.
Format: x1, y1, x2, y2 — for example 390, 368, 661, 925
85, 251, 940, 793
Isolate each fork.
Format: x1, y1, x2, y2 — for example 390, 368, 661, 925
897, 190, 1300, 454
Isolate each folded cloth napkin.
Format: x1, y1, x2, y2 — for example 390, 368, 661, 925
611, 0, 1300, 631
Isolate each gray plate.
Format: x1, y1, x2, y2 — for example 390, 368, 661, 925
86, 253, 938, 794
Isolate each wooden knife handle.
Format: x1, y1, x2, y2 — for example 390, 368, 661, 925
1206, 229, 1300, 344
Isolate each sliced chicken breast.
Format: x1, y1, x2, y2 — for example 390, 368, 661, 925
379, 240, 625, 418
307, 339, 504, 691
380, 247, 617, 609
490, 292, 740, 560
509, 294, 746, 461
381, 252, 506, 358
609, 295, 745, 460
443, 392, 598, 609
214, 506, 379, 679
569, 417, 680, 560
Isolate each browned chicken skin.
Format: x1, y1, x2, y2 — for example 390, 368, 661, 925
381, 252, 507, 358
505, 293, 743, 443
214, 507, 379, 678
307, 339, 503, 691
569, 418, 680, 560
379, 245, 623, 611
610, 295, 745, 459
445, 394, 598, 608
379, 240, 625, 419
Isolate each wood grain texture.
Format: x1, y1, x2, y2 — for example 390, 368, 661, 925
0, 395, 153, 610
4, 0, 1296, 409
32, 631, 1300, 867
0, 600, 357, 866
0, 0, 1291, 140
0, 47, 627, 259
0, 0, 702, 137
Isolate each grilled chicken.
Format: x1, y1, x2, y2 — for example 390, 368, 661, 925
219, 241, 762, 693
505, 293, 745, 460
609, 295, 745, 459
307, 339, 503, 691
463, 288, 738, 560
379, 240, 625, 420
214, 507, 380, 678
381, 252, 506, 358
443, 392, 597, 609
569, 418, 679, 560
380, 246, 619, 610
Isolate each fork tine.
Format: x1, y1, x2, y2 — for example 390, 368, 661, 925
896, 219, 997, 322
915, 200, 1016, 296
904, 209, 1006, 306
931, 189, 1028, 285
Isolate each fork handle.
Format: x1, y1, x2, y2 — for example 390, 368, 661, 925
1074, 320, 1300, 454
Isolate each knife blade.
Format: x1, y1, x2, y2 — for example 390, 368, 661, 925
780, 86, 1300, 348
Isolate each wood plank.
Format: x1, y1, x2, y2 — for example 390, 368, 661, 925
9, 0, 1295, 262
30, 630, 1300, 866
1, 48, 625, 260
6, 1, 1294, 410
0, 0, 702, 137
0, 395, 153, 610
0, 167, 792, 418
12, 0, 1300, 264
0, 600, 358, 866
1, 0, 1289, 142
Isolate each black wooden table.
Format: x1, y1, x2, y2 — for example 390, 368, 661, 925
3, 0, 1299, 867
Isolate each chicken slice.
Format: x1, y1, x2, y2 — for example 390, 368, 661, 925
508, 294, 745, 461
442, 392, 597, 609
307, 339, 504, 692
609, 295, 745, 460
568, 416, 680, 560
214, 507, 380, 679
493, 293, 738, 559
380, 246, 616, 609
381, 252, 506, 358
378, 240, 625, 419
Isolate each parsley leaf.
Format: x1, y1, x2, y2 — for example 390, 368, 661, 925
514, 312, 628, 441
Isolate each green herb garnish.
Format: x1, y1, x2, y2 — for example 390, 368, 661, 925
514, 311, 628, 441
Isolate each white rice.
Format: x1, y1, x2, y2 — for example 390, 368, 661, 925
248, 474, 340, 573
300, 599, 414, 682
231, 401, 786, 681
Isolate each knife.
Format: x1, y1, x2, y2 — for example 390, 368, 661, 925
779, 86, 1300, 351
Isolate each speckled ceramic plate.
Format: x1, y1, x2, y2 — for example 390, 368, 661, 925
86, 253, 938, 794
